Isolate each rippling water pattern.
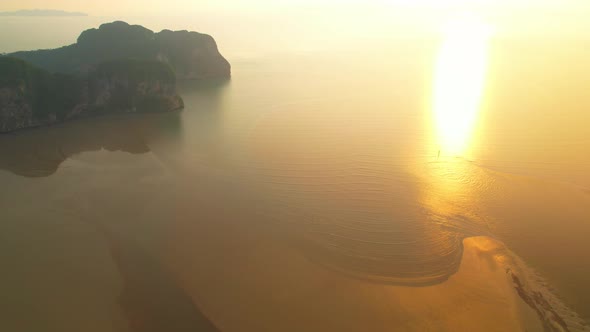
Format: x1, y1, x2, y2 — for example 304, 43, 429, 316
1, 14, 590, 332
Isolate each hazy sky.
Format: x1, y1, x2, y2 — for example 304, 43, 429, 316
2, 0, 590, 16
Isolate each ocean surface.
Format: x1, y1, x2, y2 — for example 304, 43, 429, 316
1, 13, 590, 332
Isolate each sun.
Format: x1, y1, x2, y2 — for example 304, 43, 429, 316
432, 15, 492, 155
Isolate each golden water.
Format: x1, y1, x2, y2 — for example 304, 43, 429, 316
1, 13, 590, 331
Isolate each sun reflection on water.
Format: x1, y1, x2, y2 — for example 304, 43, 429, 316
417, 15, 494, 235
432, 16, 491, 155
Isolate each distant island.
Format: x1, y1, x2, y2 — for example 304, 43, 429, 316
0, 9, 88, 17
0, 21, 231, 133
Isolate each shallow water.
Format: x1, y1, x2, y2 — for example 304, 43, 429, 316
1, 14, 590, 331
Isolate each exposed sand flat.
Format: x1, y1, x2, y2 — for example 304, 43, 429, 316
167, 222, 585, 332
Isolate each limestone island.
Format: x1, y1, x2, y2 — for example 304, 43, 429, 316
0, 21, 231, 133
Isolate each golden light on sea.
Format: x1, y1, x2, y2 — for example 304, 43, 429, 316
432, 15, 491, 155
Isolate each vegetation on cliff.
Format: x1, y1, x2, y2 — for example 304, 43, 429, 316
0, 57, 83, 120
90, 59, 183, 114
0, 56, 183, 132
94, 59, 176, 84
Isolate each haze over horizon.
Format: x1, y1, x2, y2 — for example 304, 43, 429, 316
2, 0, 590, 43
2, 0, 590, 15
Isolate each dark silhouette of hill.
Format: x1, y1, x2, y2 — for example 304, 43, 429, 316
9, 21, 231, 80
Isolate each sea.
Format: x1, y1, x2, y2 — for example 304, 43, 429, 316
1, 10, 590, 331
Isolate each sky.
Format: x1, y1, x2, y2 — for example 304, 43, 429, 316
2, 0, 589, 47
1, 0, 590, 16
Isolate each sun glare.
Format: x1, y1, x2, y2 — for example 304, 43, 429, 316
432, 15, 491, 155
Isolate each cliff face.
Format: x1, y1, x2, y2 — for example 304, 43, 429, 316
9, 21, 231, 80
154, 29, 231, 80
0, 58, 183, 133
87, 77, 183, 115
0, 85, 35, 132
84, 59, 184, 116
